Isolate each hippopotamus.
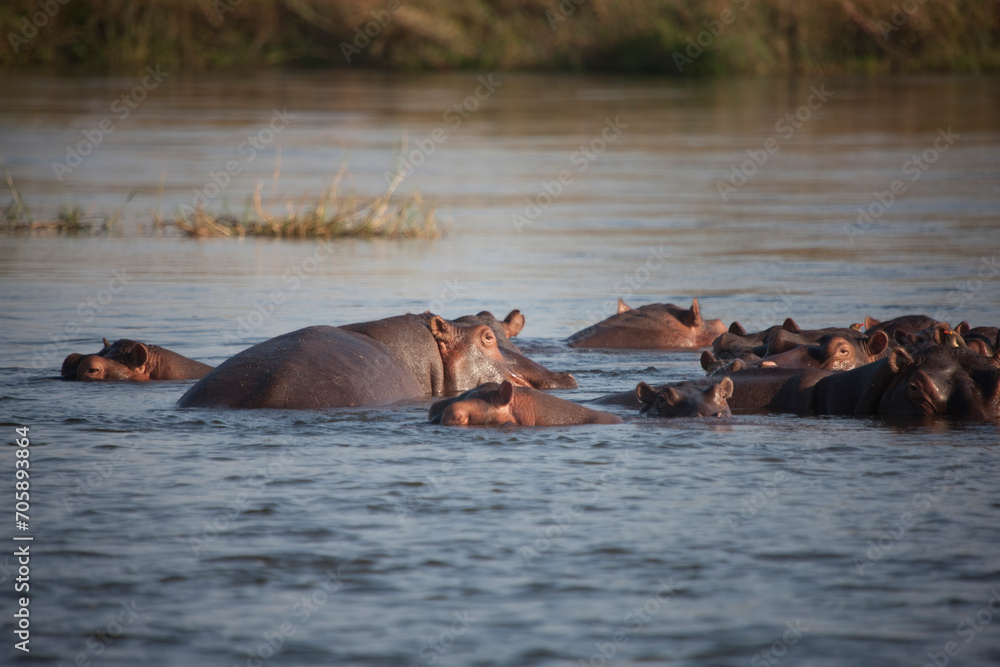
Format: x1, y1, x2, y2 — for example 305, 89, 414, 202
428, 381, 622, 426
61, 339, 213, 381
178, 313, 566, 410
450, 310, 575, 388
453, 310, 524, 352
893, 323, 967, 352
759, 330, 890, 371
590, 376, 731, 411
568, 298, 726, 349
703, 318, 822, 372
864, 314, 942, 338
719, 345, 1000, 421
342, 313, 575, 391
703, 319, 890, 374
955, 324, 999, 357
635, 377, 733, 417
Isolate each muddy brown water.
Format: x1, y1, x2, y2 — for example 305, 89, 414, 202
1, 71, 999, 666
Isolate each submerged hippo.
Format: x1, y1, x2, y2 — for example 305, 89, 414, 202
703, 319, 890, 374
635, 378, 733, 418
720, 345, 1000, 421
568, 298, 726, 349
428, 381, 621, 426
178, 313, 570, 410
954, 324, 999, 357
61, 339, 213, 381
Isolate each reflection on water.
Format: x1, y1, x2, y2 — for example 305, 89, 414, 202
0, 72, 999, 666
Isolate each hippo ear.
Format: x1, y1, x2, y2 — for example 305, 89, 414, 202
700, 350, 717, 373
428, 315, 455, 344
502, 310, 525, 338
728, 321, 746, 336
729, 359, 746, 372
61, 353, 84, 378
102, 337, 111, 349
894, 329, 910, 347
782, 317, 800, 333
955, 321, 971, 336
717, 377, 734, 399
635, 382, 657, 405
867, 330, 889, 356
122, 342, 150, 370
889, 347, 914, 373
864, 316, 881, 331
497, 380, 515, 406
617, 298, 632, 314
683, 298, 703, 327
659, 387, 685, 409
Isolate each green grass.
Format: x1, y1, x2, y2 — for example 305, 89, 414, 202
169, 174, 440, 240
1, 163, 440, 240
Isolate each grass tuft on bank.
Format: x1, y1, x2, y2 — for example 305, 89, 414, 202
1, 160, 441, 240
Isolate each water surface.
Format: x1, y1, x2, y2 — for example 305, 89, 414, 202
1, 71, 999, 666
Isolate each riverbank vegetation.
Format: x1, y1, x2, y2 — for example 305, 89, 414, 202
1, 162, 441, 239
2, 0, 998, 75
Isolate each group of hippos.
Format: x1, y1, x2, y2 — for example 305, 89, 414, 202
59, 298, 1000, 425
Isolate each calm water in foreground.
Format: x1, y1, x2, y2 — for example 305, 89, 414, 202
1, 72, 999, 666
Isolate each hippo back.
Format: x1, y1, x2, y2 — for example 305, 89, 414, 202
177, 326, 424, 409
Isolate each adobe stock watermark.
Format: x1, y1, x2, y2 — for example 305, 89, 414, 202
235, 566, 348, 667
577, 579, 677, 667
844, 126, 959, 244
31, 268, 134, 375
213, 0, 243, 21
7, 0, 71, 54
62, 599, 147, 667
853, 459, 967, 575
51, 65, 169, 181
340, 0, 402, 63
511, 115, 628, 232
878, 0, 930, 40
732, 287, 795, 334
580, 245, 671, 326
750, 619, 810, 667
189, 449, 299, 555
407, 611, 477, 667
921, 587, 1000, 667
672, 0, 751, 73
61, 433, 141, 514
518, 450, 635, 565
546, 0, 588, 30
716, 84, 833, 201
384, 74, 502, 186
726, 470, 789, 532
178, 107, 295, 219
222, 239, 338, 354
931, 255, 998, 323
393, 450, 485, 525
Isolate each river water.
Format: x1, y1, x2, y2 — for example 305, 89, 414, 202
1, 71, 999, 666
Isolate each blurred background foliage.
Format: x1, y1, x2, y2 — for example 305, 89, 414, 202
1, 0, 998, 74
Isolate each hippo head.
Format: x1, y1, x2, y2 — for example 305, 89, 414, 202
765, 331, 890, 372
879, 346, 1000, 421
452, 310, 525, 351
61, 339, 155, 381
636, 378, 734, 418
894, 323, 966, 352
427, 317, 527, 393
429, 381, 516, 426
